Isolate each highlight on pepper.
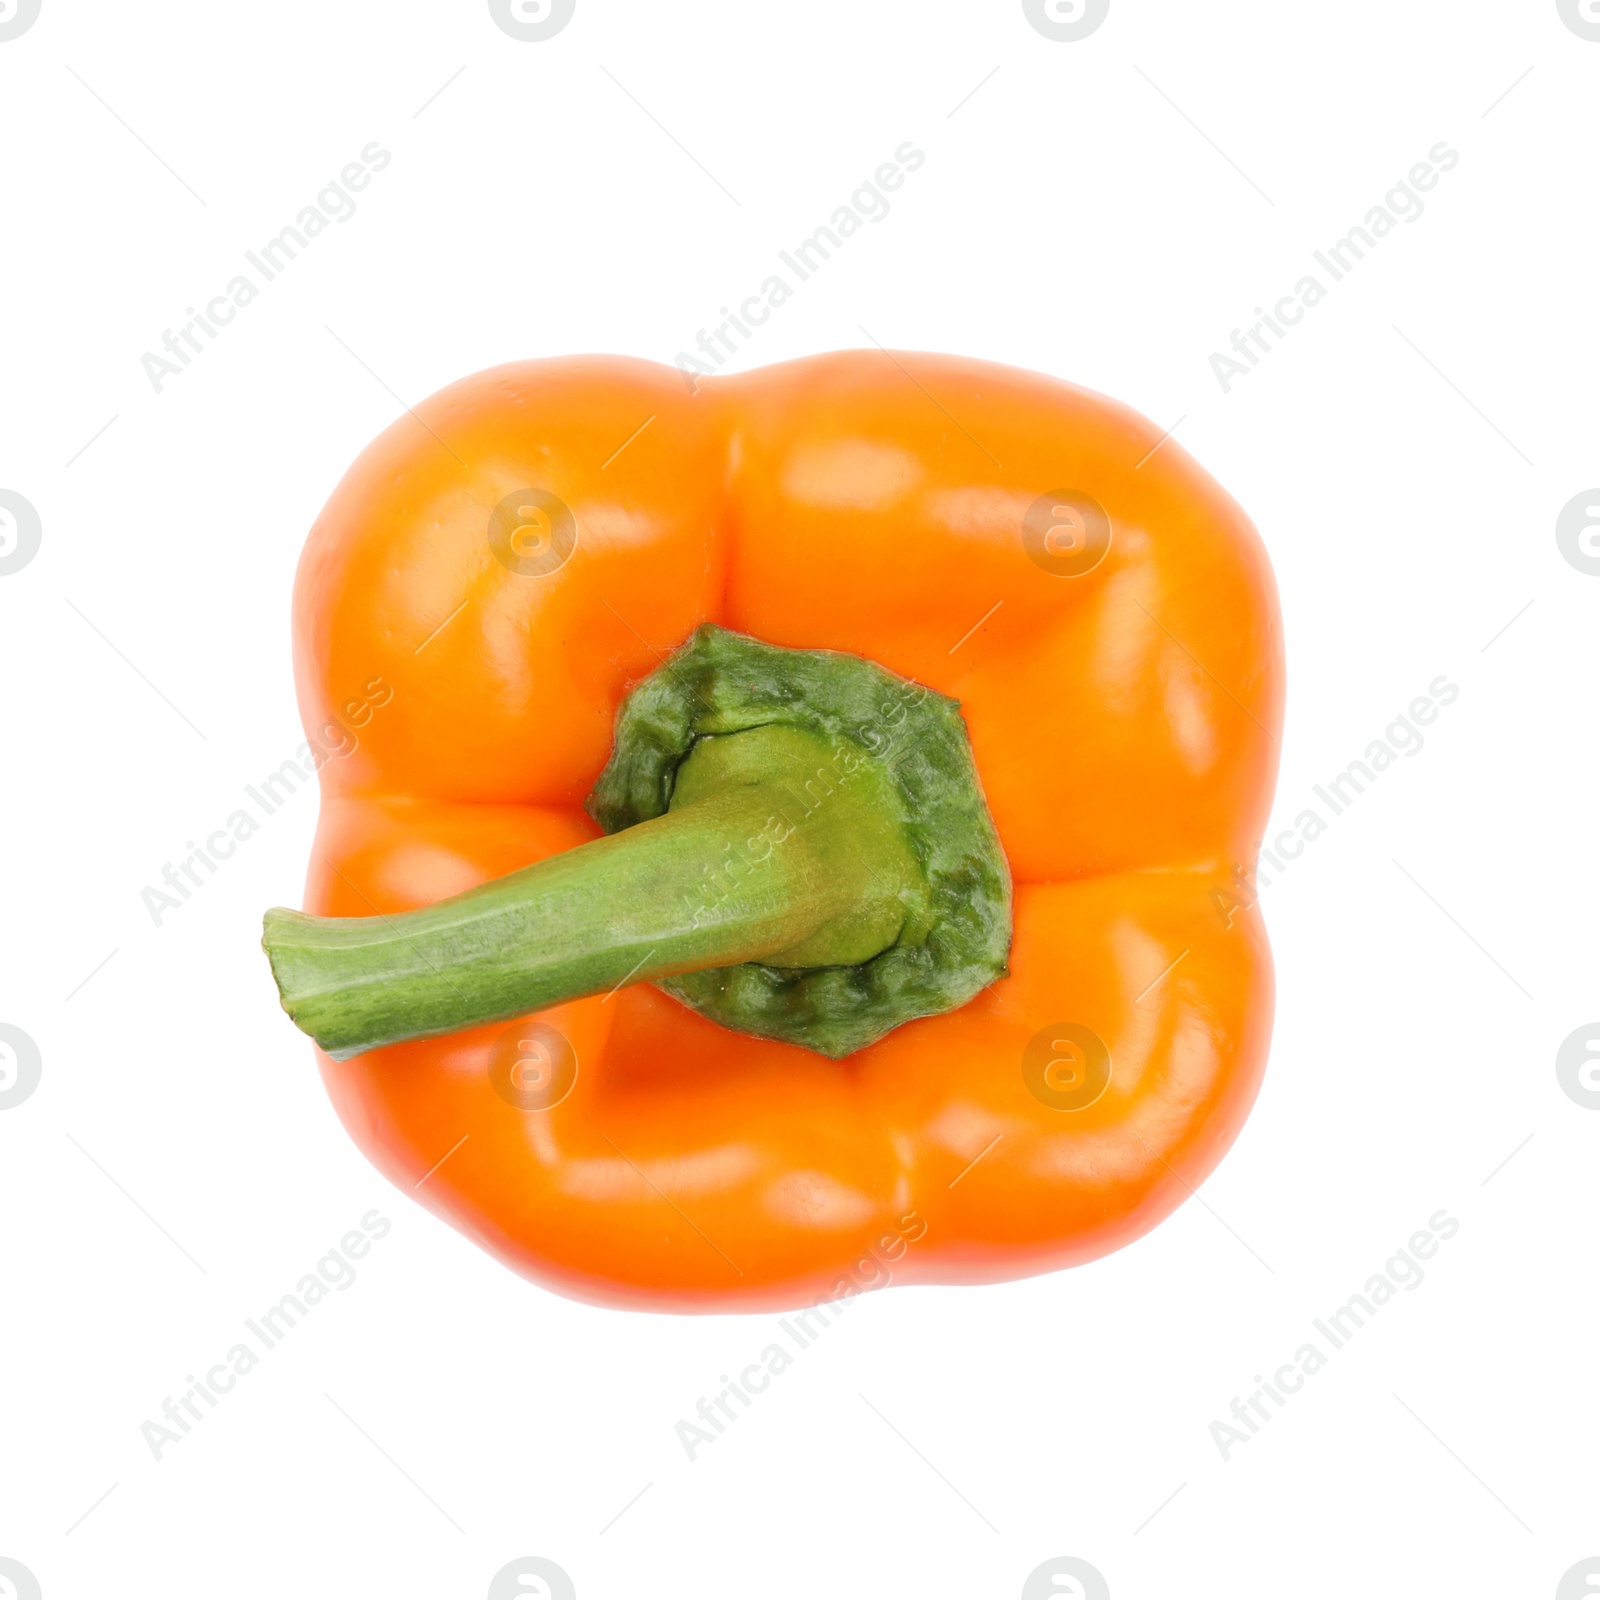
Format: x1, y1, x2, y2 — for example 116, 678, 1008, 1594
262, 349, 1284, 1312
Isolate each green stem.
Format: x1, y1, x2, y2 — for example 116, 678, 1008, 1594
264, 725, 924, 1060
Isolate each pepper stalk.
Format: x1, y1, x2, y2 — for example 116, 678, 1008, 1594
264, 625, 1012, 1060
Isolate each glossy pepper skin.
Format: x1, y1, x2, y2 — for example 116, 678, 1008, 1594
292, 351, 1283, 1312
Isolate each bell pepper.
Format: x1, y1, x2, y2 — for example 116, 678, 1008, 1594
263, 350, 1283, 1312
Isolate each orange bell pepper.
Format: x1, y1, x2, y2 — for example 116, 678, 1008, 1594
266, 350, 1283, 1312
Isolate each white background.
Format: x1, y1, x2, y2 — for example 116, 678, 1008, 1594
2, 2, 1597, 1596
